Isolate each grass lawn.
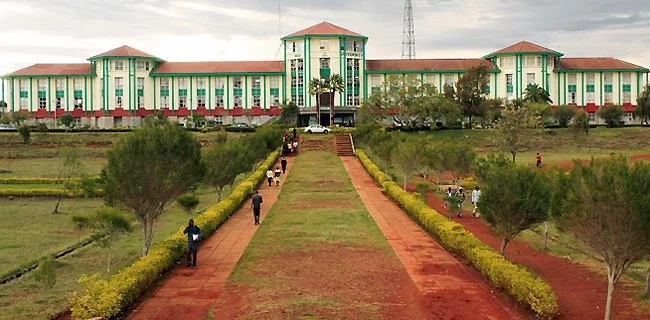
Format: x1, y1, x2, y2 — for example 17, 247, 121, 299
219, 151, 407, 318
0, 191, 221, 319
0, 157, 106, 178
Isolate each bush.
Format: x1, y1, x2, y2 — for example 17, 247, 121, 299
18, 125, 30, 143
415, 183, 431, 202
70, 151, 279, 319
357, 150, 559, 319
176, 194, 200, 214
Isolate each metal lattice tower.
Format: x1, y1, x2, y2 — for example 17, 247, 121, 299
401, 0, 415, 59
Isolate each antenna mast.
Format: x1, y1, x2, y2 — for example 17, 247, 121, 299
401, 0, 416, 59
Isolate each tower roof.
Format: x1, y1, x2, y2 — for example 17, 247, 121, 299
484, 41, 563, 58
283, 21, 366, 39
88, 45, 163, 61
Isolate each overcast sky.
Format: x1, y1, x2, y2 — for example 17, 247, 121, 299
1, 0, 649, 79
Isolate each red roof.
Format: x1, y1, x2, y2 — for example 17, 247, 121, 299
366, 59, 493, 71
284, 21, 364, 38
89, 45, 161, 61
153, 61, 283, 74
487, 41, 562, 57
558, 58, 647, 70
5, 63, 91, 76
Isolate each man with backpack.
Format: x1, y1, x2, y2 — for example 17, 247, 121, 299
183, 219, 202, 267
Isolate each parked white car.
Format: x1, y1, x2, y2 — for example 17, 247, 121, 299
303, 124, 331, 133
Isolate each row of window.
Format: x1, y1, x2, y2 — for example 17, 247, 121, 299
499, 56, 553, 68
287, 40, 363, 53
109, 60, 151, 72
18, 97, 84, 110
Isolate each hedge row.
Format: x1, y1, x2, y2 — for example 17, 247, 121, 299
0, 188, 103, 198
70, 150, 279, 319
0, 177, 81, 185
357, 149, 559, 319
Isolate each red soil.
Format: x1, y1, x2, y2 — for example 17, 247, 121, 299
422, 190, 650, 320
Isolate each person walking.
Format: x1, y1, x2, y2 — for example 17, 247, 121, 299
471, 186, 481, 218
281, 156, 288, 174
182, 219, 202, 267
456, 187, 465, 218
274, 166, 282, 186
251, 190, 263, 225
292, 140, 299, 154
282, 129, 288, 141
444, 186, 454, 219
266, 168, 274, 187
292, 127, 297, 139
536, 152, 543, 168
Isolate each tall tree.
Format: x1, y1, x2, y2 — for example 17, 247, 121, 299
308, 78, 327, 125
553, 105, 576, 128
634, 85, 650, 126
280, 100, 299, 126
493, 104, 542, 162
391, 139, 427, 189
102, 120, 204, 256
455, 65, 490, 128
597, 104, 624, 127
552, 157, 650, 320
573, 109, 590, 136
477, 163, 552, 255
523, 84, 552, 104
204, 140, 249, 201
326, 74, 345, 126
53, 147, 85, 214
434, 143, 476, 186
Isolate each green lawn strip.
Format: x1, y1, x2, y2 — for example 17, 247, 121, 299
0, 157, 106, 178
0, 184, 64, 190
225, 151, 400, 318
0, 192, 219, 319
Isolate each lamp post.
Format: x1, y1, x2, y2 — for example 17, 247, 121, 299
52, 99, 57, 129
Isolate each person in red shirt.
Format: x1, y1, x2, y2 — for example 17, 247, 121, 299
536, 153, 543, 168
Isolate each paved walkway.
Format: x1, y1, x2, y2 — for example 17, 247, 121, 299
128, 158, 293, 320
341, 157, 525, 320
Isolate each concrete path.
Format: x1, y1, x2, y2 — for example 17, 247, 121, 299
127, 158, 293, 320
341, 156, 525, 320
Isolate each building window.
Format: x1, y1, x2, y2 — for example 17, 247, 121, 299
116, 96, 123, 108
525, 56, 535, 67
506, 74, 513, 96
527, 73, 536, 85
214, 116, 223, 125
536, 56, 542, 67
39, 97, 47, 109
500, 57, 514, 68
253, 96, 261, 106
215, 95, 224, 108
270, 77, 280, 105
233, 77, 242, 89
19, 98, 28, 109
622, 73, 632, 103
179, 96, 187, 108
252, 76, 261, 107
604, 73, 613, 104
114, 61, 124, 71
586, 73, 595, 103
20, 79, 29, 92
234, 95, 242, 107
137, 96, 144, 108
75, 97, 83, 109
214, 77, 225, 108
346, 40, 362, 52
346, 58, 360, 106
115, 77, 124, 90
320, 58, 330, 69
319, 40, 329, 51
588, 113, 596, 122
197, 95, 206, 108
196, 77, 206, 108
570, 92, 576, 104
38, 79, 46, 91
290, 59, 304, 107
625, 112, 633, 122
136, 61, 150, 71
444, 74, 454, 86
178, 77, 187, 89
161, 96, 169, 108
567, 73, 577, 104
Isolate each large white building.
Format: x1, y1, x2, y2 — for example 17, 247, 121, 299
1, 21, 649, 127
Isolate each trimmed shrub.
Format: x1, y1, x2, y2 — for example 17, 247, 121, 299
356, 149, 559, 319
176, 194, 200, 214
70, 150, 279, 319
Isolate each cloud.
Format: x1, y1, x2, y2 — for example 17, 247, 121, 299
1, 0, 649, 80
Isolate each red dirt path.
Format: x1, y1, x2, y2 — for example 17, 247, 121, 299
343, 157, 530, 320
423, 191, 650, 320
126, 158, 293, 320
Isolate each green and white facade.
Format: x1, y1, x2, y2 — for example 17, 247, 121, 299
1, 21, 648, 127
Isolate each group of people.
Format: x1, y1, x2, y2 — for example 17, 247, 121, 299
444, 185, 481, 219
282, 129, 299, 156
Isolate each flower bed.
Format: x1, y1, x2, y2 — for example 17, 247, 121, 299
357, 149, 558, 319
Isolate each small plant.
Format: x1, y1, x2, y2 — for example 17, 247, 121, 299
415, 183, 430, 202
33, 256, 58, 288
60, 114, 74, 128
176, 193, 200, 214
37, 122, 49, 132
18, 125, 30, 144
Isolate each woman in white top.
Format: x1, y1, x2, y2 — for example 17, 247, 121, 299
266, 169, 274, 187
471, 186, 481, 217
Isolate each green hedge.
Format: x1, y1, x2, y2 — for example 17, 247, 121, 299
0, 188, 103, 198
357, 149, 559, 319
70, 151, 279, 319
0, 178, 86, 185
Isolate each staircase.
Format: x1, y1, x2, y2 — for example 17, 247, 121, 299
335, 134, 355, 156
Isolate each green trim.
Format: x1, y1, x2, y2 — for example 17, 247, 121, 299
343, 37, 347, 107
365, 69, 500, 75
66, 76, 70, 111
618, 72, 622, 104
438, 74, 442, 93
638, 72, 641, 96
262, 75, 266, 110
189, 76, 193, 110
29, 78, 33, 112
283, 40, 287, 103
304, 39, 308, 107
555, 68, 649, 73
47, 77, 51, 112
483, 51, 563, 59
11, 78, 14, 112
90, 74, 94, 112
244, 75, 248, 109
363, 40, 367, 100
128, 59, 132, 111
207, 76, 211, 110
153, 77, 157, 111
340, 37, 344, 107
171, 77, 175, 111
557, 72, 561, 104
581, 72, 585, 106
563, 73, 567, 105
281, 34, 367, 41
494, 73, 498, 99
150, 72, 283, 77
600, 72, 603, 106
84, 77, 88, 112
226, 76, 230, 110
